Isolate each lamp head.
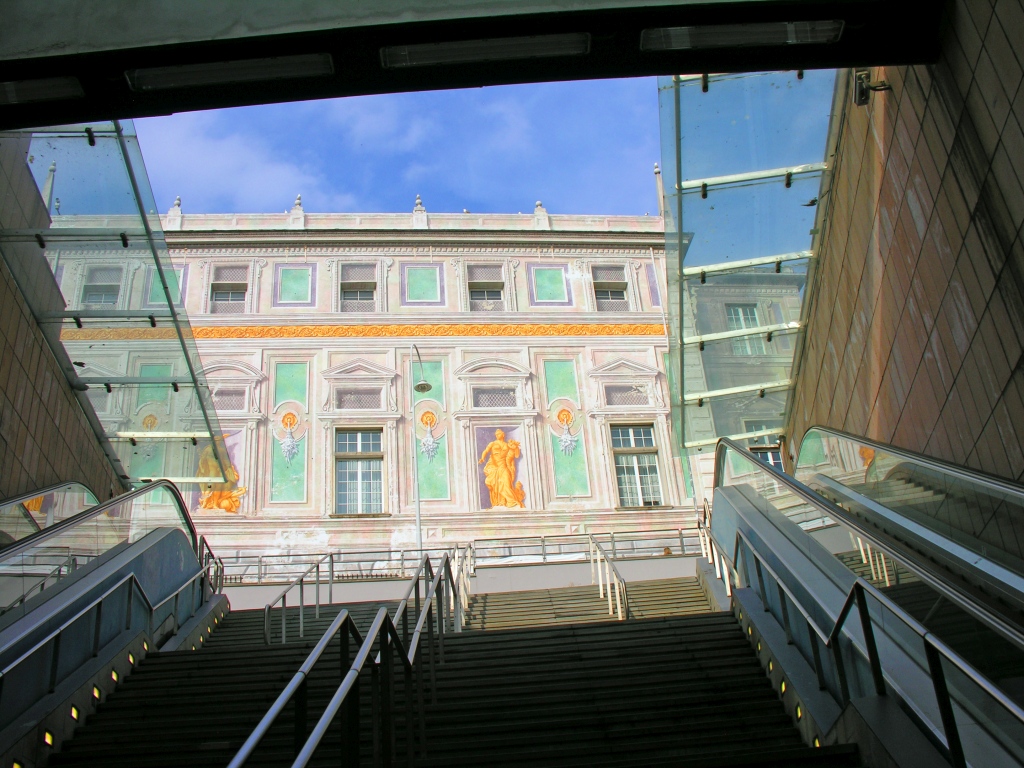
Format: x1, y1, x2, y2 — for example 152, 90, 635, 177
414, 381, 432, 393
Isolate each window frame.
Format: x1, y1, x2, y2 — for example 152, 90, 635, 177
725, 303, 766, 355
333, 428, 386, 516
80, 265, 124, 307
274, 263, 317, 307
609, 424, 663, 508
527, 263, 572, 307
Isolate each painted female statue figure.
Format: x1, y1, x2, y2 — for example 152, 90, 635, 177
478, 429, 526, 508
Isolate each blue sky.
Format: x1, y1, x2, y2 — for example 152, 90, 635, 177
135, 77, 663, 217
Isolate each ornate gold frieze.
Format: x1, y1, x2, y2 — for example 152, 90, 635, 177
61, 323, 665, 341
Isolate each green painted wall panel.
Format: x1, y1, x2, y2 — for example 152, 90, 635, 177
414, 361, 444, 404
271, 436, 306, 502
130, 443, 166, 479
534, 267, 567, 302
279, 267, 311, 302
275, 362, 308, 407
543, 360, 579, 403
406, 267, 440, 302
138, 363, 172, 406
149, 268, 182, 304
416, 434, 450, 500
551, 433, 590, 497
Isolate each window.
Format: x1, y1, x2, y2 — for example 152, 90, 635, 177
592, 265, 629, 311
473, 387, 516, 408
81, 266, 122, 306
467, 264, 504, 311
334, 429, 384, 515
335, 389, 382, 409
726, 304, 766, 355
403, 264, 443, 305
148, 267, 184, 306
610, 425, 662, 507
605, 384, 649, 406
212, 388, 246, 411
530, 265, 569, 304
210, 265, 248, 314
746, 421, 783, 469
340, 264, 376, 312
278, 266, 312, 304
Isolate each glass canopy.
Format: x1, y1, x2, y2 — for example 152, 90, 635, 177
0, 121, 229, 487
659, 70, 835, 470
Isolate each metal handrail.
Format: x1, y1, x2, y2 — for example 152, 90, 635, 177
227, 608, 363, 768
589, 535, 629, 620
0, 557, 215, 726
0, 481, 98, 514
799, 425, 1024, 500
715, 437, 1024, 653
262, 547, 457, 644
0, 480, 199, 564
293, 552, 462, 766
713, 438, 1024, 767
1, 552, 79, 615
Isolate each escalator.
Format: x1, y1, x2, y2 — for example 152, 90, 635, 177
706, 430, 1024, 767
0, 480, 224, 768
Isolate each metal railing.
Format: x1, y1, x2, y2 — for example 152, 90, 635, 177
0, 554, 219, 730
589, 535, 629, 620
0, 481, 99, 540
709, 437, 1024, 768
0, 551, 82, 615
223, 546, 457, 586
472, 528, 701, 568
232, 549, 469, 766
0, 480, 200, 565
262, 547, 457, 645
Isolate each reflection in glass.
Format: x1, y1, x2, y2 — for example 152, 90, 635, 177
0, 121, 228, 487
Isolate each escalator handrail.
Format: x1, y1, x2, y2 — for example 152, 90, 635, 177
0, 481, 98, 511
0, 480, 198, 565
798, 425, 1024, 500
715, 437, 1024, 654
0, 481, 100, 538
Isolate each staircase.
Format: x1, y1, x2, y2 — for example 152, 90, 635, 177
48, 601, 394, 768
48, 579, 864, 767
420, 612, 861, 767
465, 576, 712, 629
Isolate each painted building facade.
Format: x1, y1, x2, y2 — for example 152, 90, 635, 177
54, 198, 693, 555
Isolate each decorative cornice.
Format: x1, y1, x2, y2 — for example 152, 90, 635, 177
61, 323, 665, 341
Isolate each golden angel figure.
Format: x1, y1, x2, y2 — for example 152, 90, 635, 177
478, 429, 526, 509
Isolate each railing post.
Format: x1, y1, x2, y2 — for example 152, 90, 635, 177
49, 632, 62, 692
315, 562, 321, 619
679, 528, 686, 556
93, 599, 104, 657
299, 578, 305, 638
380, 630, 393, 768
264, 605, 271, 645
329, 553, 334, 605
282, 593, 287, 644
808, 621, 826, 690
293, 676, 308, 758
605, 559, 613, 615
258, 554, 263, 585
541, 536, 547, 563
610, 531, 617, 559
925, 642, 967, 768
596, 547, 604, 597
427, 600, 437, 704
854, 583, 886, 696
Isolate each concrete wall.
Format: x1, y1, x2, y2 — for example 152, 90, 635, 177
789, 0, 1024, 480
0, 135, 121, 499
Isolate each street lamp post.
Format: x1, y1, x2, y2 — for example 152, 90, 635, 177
410, 343, 432, 552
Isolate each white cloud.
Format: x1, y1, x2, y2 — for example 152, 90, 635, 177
320, 96, 436, 154
135, 111, 358, 213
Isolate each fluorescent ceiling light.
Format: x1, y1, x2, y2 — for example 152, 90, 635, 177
381, 33, 590, 68
640, 20, 843, 51
125, 53, 333, 92
0, 77, 83, 104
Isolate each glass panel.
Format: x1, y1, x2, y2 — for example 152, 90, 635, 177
533, 267, 567, 302
0, 484, 99, 547
0, 121, 228, 487
658, 70, 834, 469
794, 428, 1024, 595
943, 655, 1024, 766
0, 483, 193, 620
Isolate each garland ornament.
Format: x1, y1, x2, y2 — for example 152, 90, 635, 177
280, 411, 300, 464
419, 410, 439, 462
556, 408, 578, 456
